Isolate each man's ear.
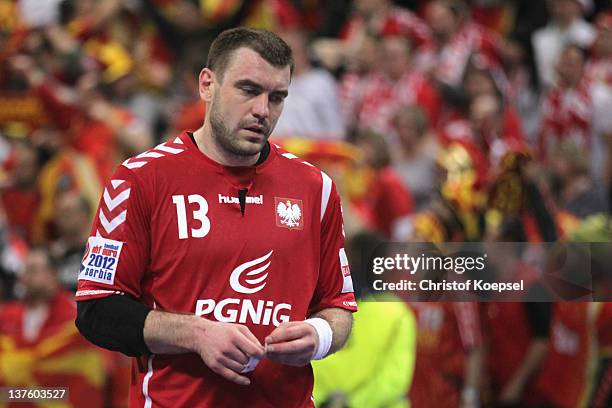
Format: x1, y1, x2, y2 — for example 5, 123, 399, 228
199, 68, 215, 102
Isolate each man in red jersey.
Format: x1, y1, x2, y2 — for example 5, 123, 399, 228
74, 27, 357, 407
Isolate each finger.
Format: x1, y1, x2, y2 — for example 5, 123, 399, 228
238, 325, 261, 344
235, 332, 265, 359
237, 326, 265, 357
266, 324, 312, 345
265, 338, 314, 355
222, 346, 249, 365
218, 355, 247, 374
212, 363, 251, 386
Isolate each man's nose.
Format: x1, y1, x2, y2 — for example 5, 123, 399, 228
251, 93, 269, 120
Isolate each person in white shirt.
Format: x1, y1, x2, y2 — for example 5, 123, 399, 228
532, 0, 596, 88
273, 30, 345, 140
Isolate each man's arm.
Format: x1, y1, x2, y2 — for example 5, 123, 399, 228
499, 302, 552, 404
77, 295, 264, 386
310, 307, 353, 354
144, 310, 265, 385
264, 307, 353, 366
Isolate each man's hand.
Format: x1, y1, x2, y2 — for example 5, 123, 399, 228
265, 308, 353, 366
193, 320, 265, 386
143, 311, 264, 386
264, 321, 318, 366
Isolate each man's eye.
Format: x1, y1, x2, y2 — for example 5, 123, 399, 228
270, 95, 284, 104
242, 88, 259, 96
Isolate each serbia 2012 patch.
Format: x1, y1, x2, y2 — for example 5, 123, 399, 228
79, 236, 124, 285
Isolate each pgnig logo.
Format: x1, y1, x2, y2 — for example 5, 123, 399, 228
195, 298, 291, 327
194, 250, 292, 326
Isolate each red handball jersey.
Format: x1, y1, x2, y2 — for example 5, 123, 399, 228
75, 132, 357, 408
529, 303, 598, 408
408, 302, 482, 408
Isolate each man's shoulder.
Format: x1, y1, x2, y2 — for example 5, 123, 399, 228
271, 143, 330, 187
120, 136, 189, 177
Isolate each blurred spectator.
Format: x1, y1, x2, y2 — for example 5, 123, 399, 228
7, 54, 150, 182
548, 140, 609, 218
532, 0, 596, 89
337, 32, 379, 134
537, 44, 593, 162
0, 247, 125, 407
351, 35, 441, 141
0, 201, 27, 301
500, 36, 540, 139
313, 231, 417, 408
408, 302, 484, 408
29, 126, 101, 244
487, 151, 562, 242
527, 303, 599, 408
440, 64, 526, 162
392, 105, 439, 211
0, 138, 41, 241
409, 140, 489, 242
50, 191, 92, 292
424, 0, 503, 89
482, 219, 553, 407
348, 130, 415, 239
343, 0, 432, 47
466, 92, 525, 166
311, 0, 433, 74
587, 12, 612, 184
273, 30, 345, 140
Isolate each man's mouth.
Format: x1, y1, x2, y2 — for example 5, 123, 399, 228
243, 125, 267, 136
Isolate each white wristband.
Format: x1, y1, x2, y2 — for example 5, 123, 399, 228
304, 318, 333, 360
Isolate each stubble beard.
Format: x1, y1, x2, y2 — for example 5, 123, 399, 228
209, 97, 269, 158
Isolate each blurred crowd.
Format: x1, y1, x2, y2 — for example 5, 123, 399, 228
0, 0, 611, 407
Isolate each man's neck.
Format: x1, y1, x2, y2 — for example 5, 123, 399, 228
193, 126, 260, 167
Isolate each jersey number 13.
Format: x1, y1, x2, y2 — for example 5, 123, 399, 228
172, 194, 211, 239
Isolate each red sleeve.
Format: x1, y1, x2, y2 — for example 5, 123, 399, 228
308, 180, 357, 315
453, 302, 483, 350
75, 164, 151, 301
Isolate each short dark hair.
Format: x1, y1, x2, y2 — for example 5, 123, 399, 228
206, 27, 294, 81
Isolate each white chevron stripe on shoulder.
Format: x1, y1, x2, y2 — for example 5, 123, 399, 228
282, 152, 298, 159
103, 187, 131, 211
320, 171, 332, 221
99, 209, 127, 234
111, 180, 125, 189
155, 143, 183, 154
121, 141, 185, 170
173, 137, 184, 144
136, 151, 165, 159
122, 159, 147, 169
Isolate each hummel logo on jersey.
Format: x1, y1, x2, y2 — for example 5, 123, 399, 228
275, 197, 303, 230
230, 250, 272, 294
218, 194, 263, 205
195, 250, 292, 327
98, 179, 131, 235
